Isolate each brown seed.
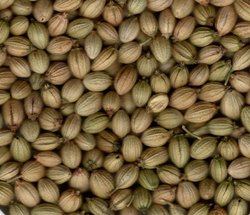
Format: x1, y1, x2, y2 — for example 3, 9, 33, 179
34, 151, 62, 167
69, 167, 90, 192
103, 2, 123, 26
119, 17, 140, 43
215, 5, 237, 36
21, 160, 46, 182
121, 135, 143, 162
173, 16, 196, 41
2, 99, 24, 131
228, 157, 250, 179
45, 62, 71, 85
15, 180, 40, 208
61, 140, 82, 169
33, 0, 53, 23
171, 0, 195, 19
58, 189, 82, 213
90, 169, 115, 199
82, 148, 104, 171
114, 164, 139, 191
176, 181, 200, 209
184, 101, 217, 123
169, 87, 197, 110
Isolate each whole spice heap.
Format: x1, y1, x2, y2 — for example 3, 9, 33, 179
0, 0, 250, 215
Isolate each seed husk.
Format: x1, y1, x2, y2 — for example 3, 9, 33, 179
61, 114, 82, 140
171, 0, 194, 19
153, 184, 176, 205
168, 135, 190, 168
27, 21, 49, 49
232, 45, 250, 71
15, 180, 40, 208
238, 133, 250, 158
227, 198, 249, 215
110, 189, 133, 211
61, 140, 82, 169
157, 164, 181, 185
209, 59, 232, 82
7, 56, 31, 78
82, 148, 104, 171
121, 135, 143, 162
233, 21, 250, 39
103, 2, 123, 26
218, 137, 240, 161
189, 27, 216, 47
198, 82, 227, 102
0, 162, 20, 181
33, 0, 53, 23
114, 164, 139, 191
83, 71, 112, 92
170, 64, 189, 89
234, 179, 250, 202
150, 71, 171, 93
199, 178, 217, 200
136, 52, 158, 77
38, 178, 60, 203
82, 112, 110, 134
0, 19, 10, 44
230, 71, 250, 93
138, 169, 160, 191
176, 181, 200, 209
103, 153, 124, 173
80, 0, 106, 19
210, 156, 228, 183
215, 5, 237, 36
241, 106, 250, 132
155, 108, 184, 129
189, 64, 210, 86
32, 132, 62, 151
131, 108, 153, 134
141, 127, 171, 147
90, 169, 115, 199
173, 16, 196, 41
184, 160, 209, 182
208, 117, 235, 136
214, 180, 234, 207
91, 46, 118, 71
69, 167, 90, 192
0, 181, 14, 206
193, 4, 216, 26
34, 151, 62, 167
75, 92, 103, 117
172, 41, 197, 64
228, 157, 250, 179
132, 187, 152, 212
20, 160, 46, 182
38, 108, 63, 132
58, 189, 82, 213
74, 132, 96, 151
31, 203, 63, 215
46, 164, 72, 184
119, 16, 140, 43
45, 62, 71, 85
184, 101, 217, 123
150, 35, 171, 64
191, 136, 218, 159
53, 0, 82, 12
10, 136, 32, 163
9, 202, 29, 215
87, 197, 112, 215
139, 147, 168, 169
198, 45, 225, 65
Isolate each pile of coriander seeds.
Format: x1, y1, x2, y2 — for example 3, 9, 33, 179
0, 0, 250, 214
